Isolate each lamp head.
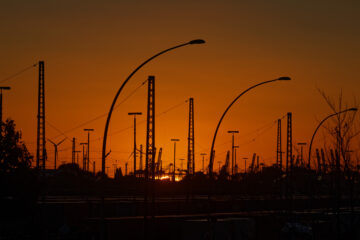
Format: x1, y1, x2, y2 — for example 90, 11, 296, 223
277, 77, 291, 81
189, 39, 206, 44
128, 112, 142, 116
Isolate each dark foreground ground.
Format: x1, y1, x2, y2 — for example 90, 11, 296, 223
2, 165, 360, 239
1, 194, 360, 240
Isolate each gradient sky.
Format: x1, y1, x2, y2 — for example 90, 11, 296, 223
1, 0, 360, 176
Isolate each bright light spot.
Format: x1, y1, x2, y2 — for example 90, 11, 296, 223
159, 175, 170, 181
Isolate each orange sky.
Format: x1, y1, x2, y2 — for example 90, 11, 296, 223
1, 0, 360, 176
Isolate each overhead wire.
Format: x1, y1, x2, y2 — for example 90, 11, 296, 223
46, 120, 72, 142
50, 79, 148, 140
0, 63, 38, 83
212, 114, 287, 159
58, 98, 188, 152
91, 98, 188, 142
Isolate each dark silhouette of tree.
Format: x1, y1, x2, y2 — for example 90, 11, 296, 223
0, 119, 32, 174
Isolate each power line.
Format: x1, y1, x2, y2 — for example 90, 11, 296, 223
212, 114, 287, 157
58, 99, 189, 152
46, 120, 71, 142
50, 79, 148, 139
91, 99, 188, 142
0, 63, 37, 83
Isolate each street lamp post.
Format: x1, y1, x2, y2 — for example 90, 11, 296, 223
208, 77, 291, 177
227, 130, 239, 176
200, 153, 207, 173
307, 108, 357, 169
84, 129, 94, 171
80, 142, 88, 171
171, 139, 180, 181
234, 146, 239, 174
0, 86, 11, 124
101, 39, 205, 175
243, 157, 248, 174
128, 112, 142, 177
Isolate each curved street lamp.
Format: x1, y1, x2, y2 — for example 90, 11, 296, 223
101, 39, 205, 175
307, 107, 357, 170
208, 76, 291, 177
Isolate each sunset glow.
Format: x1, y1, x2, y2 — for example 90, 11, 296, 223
1, 1, 359, 176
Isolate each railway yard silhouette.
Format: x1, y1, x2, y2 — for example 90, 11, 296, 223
1, 38, 360, 240
2, 52, 360, 240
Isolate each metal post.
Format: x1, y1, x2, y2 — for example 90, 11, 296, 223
187, 98, 195, 175
297, 142, 306, 167
72, 137, 76, 164
200, 153, 207, 173
36, 61, 46, 170
80, 143, 87, 171
128, 112, 142, 177
208, 77, 291, 177
48, 138, 65, 170
171, 139, 180, 181
84, 129, 94, 171
75, 150, 81, 165
101, 40, 205, 176
0, 87, 10, 123
243, 157, 248, 174
234, 146, 239, 174
227, 130, 239, 176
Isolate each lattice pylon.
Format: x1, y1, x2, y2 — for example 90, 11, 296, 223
187, 98, 195, 175
145, 76, 155, 180
36, 61, 46, 170
277, 119, 282, 169
286, 113, 292, 174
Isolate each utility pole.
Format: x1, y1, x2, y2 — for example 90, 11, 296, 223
71, 137, 76, 164
200, 153, 207, 173
171, 139, 180, 181
277, 119, 283, 169
48, 138, 66, 170
145, 76, 155, 181
286, 112, 293, 214
84, 129, 94, 171
227, 130, 239, 176
243, 157, 248, 174
36, 61, 46, 170
286, 113, 293, 176
75, 150, 81, 165
297, 142, 307, 167
128, 112, 142, 177
234, 146, 239, 174
139, 144, 143, 177
80, 142, 88, 171
0, 86, 11, 124
187, 98, 195, 175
